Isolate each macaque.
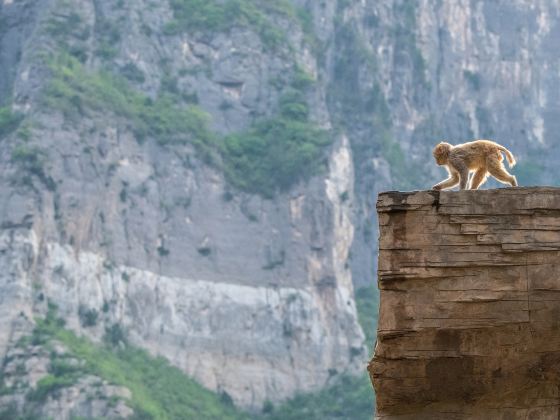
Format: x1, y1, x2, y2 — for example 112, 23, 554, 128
432, 140, 517, 190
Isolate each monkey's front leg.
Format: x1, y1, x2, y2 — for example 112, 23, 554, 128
453, 162, 469, 190
432, 173, 459, 190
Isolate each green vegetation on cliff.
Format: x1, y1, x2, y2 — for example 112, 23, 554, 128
23, 309, 245, 420
4, 285, 378, 420
222, 71, 331, 197
11, 144, 56, 191
43, 53, 216, 156
164, 0, 310, 49
355, 285, 379, 346
43, 54, 331, 197
262, 375, 373, 420
0, 106, 23, 139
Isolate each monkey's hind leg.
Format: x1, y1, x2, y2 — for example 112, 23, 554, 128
470, 168, 488, 190
488, 161, 517, 187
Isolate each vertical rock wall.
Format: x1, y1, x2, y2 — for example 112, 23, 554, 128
370, 187, 560, 419
0, 0, 367, 411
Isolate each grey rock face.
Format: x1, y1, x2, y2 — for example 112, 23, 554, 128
0, 0, 367, 411
3, 0, 560, 414
0, 136, 365, 408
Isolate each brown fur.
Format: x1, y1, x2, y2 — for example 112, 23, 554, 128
432, 140, 517, 190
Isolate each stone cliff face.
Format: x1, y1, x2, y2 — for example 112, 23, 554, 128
3, 0, 560, 416
0, 0, 366, 414
370, 187, 560, 419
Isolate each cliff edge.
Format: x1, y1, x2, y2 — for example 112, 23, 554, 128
369, 187, 560, 419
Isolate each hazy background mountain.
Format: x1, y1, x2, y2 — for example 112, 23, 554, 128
0, 0, 559, 418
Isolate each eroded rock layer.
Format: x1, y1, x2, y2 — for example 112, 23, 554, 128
370, 187, 560, 419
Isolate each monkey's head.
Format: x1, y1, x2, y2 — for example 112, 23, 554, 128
433, 142, 452, 165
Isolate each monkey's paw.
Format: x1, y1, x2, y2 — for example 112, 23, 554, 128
432, 185, 442, 191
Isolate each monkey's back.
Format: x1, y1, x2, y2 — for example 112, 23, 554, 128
450, 139, 503, 170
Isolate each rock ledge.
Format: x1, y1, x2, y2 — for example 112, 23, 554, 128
370, 187, 560, 419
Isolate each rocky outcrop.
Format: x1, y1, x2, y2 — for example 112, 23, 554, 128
370, 187, 560, 419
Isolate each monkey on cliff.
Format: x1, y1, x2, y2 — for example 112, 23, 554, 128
432, 140, 517, 190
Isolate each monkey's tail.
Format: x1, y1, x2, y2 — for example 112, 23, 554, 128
498, 145, 516, 167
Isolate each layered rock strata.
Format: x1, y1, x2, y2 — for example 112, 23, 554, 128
370, 187, 560, 419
